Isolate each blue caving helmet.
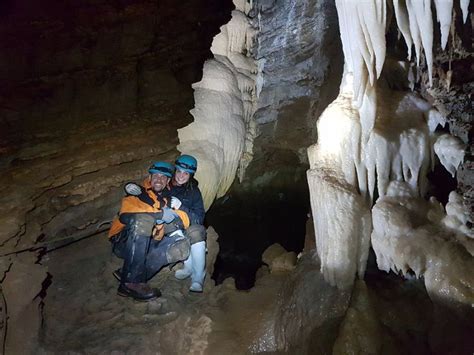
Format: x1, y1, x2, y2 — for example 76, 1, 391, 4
175, 154, 197, 174
148, 161, 175, 178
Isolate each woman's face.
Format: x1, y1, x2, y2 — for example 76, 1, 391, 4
173, 168, 190, 186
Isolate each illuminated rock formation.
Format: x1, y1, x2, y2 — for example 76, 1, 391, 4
308, 0, 472, 297
178, 0, 258, 209
372, 182, 474, 306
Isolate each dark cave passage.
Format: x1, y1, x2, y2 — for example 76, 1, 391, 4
207, 174, 310, 290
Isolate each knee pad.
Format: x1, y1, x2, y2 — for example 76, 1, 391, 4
127, 214, 155, 237
186, 224, 207, 244
166, 238, 190, 264
163, 222, 180, 235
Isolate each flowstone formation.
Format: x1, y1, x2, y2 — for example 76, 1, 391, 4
177, 0, 258, 209
307, 0, 473, 306
372, 183, 474, 305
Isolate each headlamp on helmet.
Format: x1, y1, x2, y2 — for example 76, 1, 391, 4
148, 161, 174, 178
175, 154, 197, 174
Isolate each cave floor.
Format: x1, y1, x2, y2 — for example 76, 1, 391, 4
7, 232, 472, 355
37, 233, 287, 354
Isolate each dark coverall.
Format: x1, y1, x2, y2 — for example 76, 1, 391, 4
163, 177, 206, 243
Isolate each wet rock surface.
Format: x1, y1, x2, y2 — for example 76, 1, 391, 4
0, 1, 232, 351
253, 0, 341, 127
0, 0, 232, 249
37, 234, 291, 354
26, 236, 473, 355
1, 252, 47, 354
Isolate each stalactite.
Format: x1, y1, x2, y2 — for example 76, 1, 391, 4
393, 0, 413, 60
434, 0, 454, 50
307, 73, 445, 288
335, 0, 386, 103
433, 134, 466, 177
407, 0, 434, 86
308, 1, 471, 290
461, 0, 470, 23
337, 0, 466, 136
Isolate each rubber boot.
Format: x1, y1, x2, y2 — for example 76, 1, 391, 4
189, 241, 206, 293
174, 254, 193, 280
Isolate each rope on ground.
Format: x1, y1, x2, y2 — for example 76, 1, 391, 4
0, 221, 111, 258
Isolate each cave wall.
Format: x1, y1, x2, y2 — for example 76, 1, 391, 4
0, 2, 232, 351
0, 0, 232, 249
254, 0, 342, 126
247, 0, 342, 178
207, 0, 343, 287
0, 1, 471, 352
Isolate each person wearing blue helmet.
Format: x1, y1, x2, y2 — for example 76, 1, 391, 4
163, 154, 207, 293
108, 161, 192, 301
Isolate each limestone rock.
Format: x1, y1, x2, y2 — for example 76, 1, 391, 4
0, 0, 230, 250
1, 253, 48, 355
178, 0, 258, 209
333, 281, 383, 355
255, 264, 270, 282
262, 243, 297, 273
273, 254, 351, 353
254, 0, 340, 125
261, 243, 287, 265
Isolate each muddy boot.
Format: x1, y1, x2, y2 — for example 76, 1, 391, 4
117, 283, 161, 301
174, 255, 192, 280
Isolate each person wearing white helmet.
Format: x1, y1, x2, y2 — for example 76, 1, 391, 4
163, 154, 207, 293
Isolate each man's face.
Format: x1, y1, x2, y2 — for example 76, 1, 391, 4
173, 168, 190, 186
150, 173, 170, 193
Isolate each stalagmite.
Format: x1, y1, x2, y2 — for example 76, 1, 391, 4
371, 182, 474, 306
307, 164, 371, 289
178, 0, 258, 209
306, 74, 372, 289
443, 191, 474, 238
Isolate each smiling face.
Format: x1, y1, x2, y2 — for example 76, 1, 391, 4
173, 168, 190, 186
150, 173, 170, 193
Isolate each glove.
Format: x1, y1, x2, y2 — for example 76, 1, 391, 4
157, 206, 178, 224
169, 229, 185, 239
171, 196, 182, 210
124, 182, 143, 196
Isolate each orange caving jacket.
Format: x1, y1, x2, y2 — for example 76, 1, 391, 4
108, 178, 190, 240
